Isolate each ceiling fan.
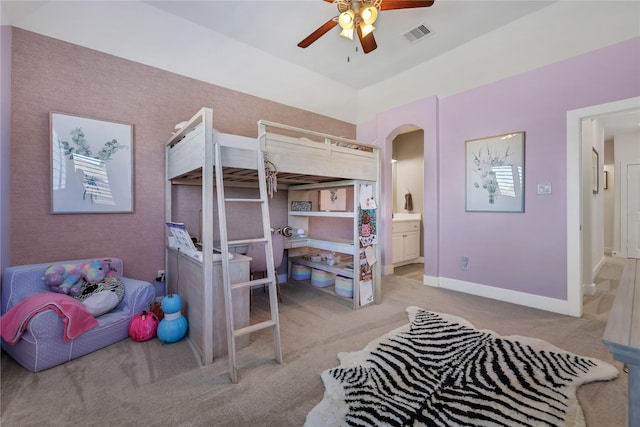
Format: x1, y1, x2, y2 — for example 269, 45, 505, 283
297, 0, 435, 54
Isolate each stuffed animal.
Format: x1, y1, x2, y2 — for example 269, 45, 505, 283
43, 258, 115, 297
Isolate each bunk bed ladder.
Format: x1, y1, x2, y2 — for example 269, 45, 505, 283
213, 141, 283, 384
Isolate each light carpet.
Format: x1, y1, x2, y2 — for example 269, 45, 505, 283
305, 306, 618, 427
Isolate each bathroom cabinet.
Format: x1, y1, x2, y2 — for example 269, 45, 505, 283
392, 219, 420, 265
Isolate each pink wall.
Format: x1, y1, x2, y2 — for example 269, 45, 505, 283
1, 26, 11, 274
359, 36, 640, 299
8, 28, 355, 281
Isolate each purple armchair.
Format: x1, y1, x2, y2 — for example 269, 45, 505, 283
1, 257, 154, 372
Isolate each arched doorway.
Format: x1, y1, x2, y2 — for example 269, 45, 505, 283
392, 129, 425, 269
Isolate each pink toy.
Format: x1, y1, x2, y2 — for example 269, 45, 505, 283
42, 258, 116, 297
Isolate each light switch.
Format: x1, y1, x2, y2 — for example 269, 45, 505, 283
537, 183, 552, 195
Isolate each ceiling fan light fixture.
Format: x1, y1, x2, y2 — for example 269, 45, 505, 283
338, 9, 355, 40
340, 27, 355, 40
296, 0, 434, 54
338, 10, 355, 29
360, 22, 375, 38
360, 6, 378, 25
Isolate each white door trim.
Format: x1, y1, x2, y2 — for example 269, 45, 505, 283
624, 162, 640, 258
566, 97, 640, 317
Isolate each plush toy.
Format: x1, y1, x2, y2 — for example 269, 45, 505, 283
43, 258, 115, 297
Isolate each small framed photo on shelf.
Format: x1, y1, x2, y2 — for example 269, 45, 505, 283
319, 188, 346, 211
50, 112, 133, 214
291, 201, 312, 212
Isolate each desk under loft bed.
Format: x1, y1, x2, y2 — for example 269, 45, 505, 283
165, 107, 381, 365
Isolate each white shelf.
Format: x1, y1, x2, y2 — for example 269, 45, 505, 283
289, 256, 355, 278
306, 238, 353, 253
287, 179, 379, 310
289, 211, 354, 218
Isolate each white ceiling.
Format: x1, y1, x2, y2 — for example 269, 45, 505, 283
2, 0, 639, 131
600, 110, 640, 140
143, 0, 555, 90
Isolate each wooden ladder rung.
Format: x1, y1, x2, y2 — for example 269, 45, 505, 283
224, 198, 265, 203
234, 320, 277, 337
232, 278, 271, 290
214, 141, 282, 383
229, 237, 267, 246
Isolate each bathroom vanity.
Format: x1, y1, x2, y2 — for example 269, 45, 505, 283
392, 213, 421, 266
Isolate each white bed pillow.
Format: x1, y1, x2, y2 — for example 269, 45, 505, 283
75, 276, 125, 317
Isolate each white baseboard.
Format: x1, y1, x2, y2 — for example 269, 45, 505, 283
432, 276, 579, 317
388, 270, 578, 317
593, 256, 605, 281
424, 275, 439, 287
582, 283, 596, 296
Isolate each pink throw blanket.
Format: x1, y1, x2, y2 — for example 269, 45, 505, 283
1, 293, 98, 345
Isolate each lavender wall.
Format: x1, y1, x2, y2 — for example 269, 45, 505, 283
8, 28, 355, 281
360, 36, 640, 301
358, 97, 439, 276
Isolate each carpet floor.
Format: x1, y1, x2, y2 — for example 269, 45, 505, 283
1, 267, 628, 426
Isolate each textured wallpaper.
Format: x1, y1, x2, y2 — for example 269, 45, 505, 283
9, 28, 355, 281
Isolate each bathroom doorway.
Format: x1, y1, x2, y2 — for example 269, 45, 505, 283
392, 129, 424, 269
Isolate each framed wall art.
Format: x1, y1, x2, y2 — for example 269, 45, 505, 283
592, 148, 599, 194
466, 131, 525, 213
319, 188, 346, 211
290, 201, 312, 212
50, 112, 133, 213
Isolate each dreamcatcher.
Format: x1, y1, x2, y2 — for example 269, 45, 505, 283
265, 158, 278, 198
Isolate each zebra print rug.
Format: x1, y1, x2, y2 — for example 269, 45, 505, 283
305, 306, 618, 427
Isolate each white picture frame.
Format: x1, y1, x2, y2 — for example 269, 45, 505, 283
466, 131, 525, 212
50, 112, 133, 213
592, 148, 599, 194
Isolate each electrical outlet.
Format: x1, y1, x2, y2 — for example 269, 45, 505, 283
460, 257, 470, 271
157, 270, 165, 281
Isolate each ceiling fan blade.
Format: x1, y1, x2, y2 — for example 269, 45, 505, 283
380, 0, 434, 11
297, 18, 339, 48
357, 25, 377, 54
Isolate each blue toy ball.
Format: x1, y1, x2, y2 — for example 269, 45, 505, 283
157, 294, 188, 343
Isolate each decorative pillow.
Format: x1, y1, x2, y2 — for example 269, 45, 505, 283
74, 276, 125, 317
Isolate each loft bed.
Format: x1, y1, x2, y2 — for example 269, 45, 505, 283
165, 107, 380, 365
167, 111, 378, 187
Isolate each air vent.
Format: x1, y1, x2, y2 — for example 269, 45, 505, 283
403, 24, 431, 43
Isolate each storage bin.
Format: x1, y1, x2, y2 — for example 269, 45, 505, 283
291, 263, 311, 281
334, 276, 353, 298
311, 269, 335, 288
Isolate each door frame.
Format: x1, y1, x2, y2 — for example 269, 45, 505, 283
566, 96, 640, 316
623, 162, 640, 259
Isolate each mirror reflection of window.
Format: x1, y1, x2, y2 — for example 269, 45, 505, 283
51, 130, 67, 191
72, 153, 115, 205
491, 165, 521, 198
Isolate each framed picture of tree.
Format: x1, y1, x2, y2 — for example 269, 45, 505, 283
592, 148, 599, 194
465, 131, 525, 213
50, 112, 133, 213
